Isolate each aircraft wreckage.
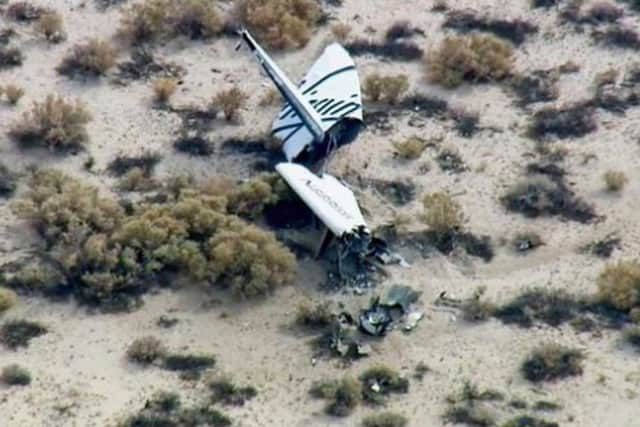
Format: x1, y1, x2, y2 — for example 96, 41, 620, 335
238, 29, 401, 279
238, 30, 421, 343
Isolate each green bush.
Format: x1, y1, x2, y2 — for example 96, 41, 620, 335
0, 364, 31, 386
9, 95, 92, 151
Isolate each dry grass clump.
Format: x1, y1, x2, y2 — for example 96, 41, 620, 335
597, 261, 640, 312
9, 95, 92, 151
362, 73, 410, 104
0, 288, 17, 314
152, 77, 177, 104
0, 319, 47, 349
443, 382, 502, 427
532, 0, 560, 7
503, 415, 558, 427
10, 170, 296, 309
0, 364, 31, 386
385, 20, 420, 42
213, 86, 249, 121
346, 38, 424, 61
6, 1, 46, 21
108, 151, 161, 176
35, 11, 66, 43
493, 288, 580, 328
426, 34, 514, 88
521, 344, 584, 382
392, 136, 428, 160
509, 71, 559, 107
421, 192, 463, 234
583, 2, 624, 24
162, 353, 216, 380
603, 170, 628, 192
310, 377, 363, 417
3, 84, 24, 105
57, 39, 117, 78
593, 25, 640, 49
624, 327, 640, 351
233, 0, 323, 50
0, 46, 23, 69
362, 412, 408, 427
127, 336, 167, 364
117, 0, 171, 44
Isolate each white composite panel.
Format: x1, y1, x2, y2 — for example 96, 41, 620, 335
275, 162, 367, 237
273, 44, 363, 161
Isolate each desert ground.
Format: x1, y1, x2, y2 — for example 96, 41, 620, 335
1, 0, 640, 426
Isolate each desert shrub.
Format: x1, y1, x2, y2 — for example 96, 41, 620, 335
126, 336, 166, 364
0, 288, 17, 314
581, 234, 621, 258
392, 136, 427, 160
462, 289, 496, 322
509, 71, 559, 106
513, 232, 544, 253
9, 95, 92, 151
213, 86, 248, 121
35, 11, 66, 43
0, 319, 47, 349
594, 25, 640, 49
501, 176, 596, 223
422, 192, 463, 234
0, 46, 23, 69
363, 73, 409, 104
310, 377, 362, 417
493, 288, 581, 327
436, 147, 467, 172
12, 170, 296, 308
4, 84, 24, 105
503, 415, 559, 427
207, 221, 296, 298
426, 34, 514, 88
152, 77, 177, 104
583, 2, 623, 24
108, 151, 161, 176
443, 405, 496, 426
163, 353, 216, 380
0, 163, 18, 197
0, 364, 31, 386
117, 167, 158, 192
521, 344, 584, 382
331, 22, 352, 41
443, 10, 538, 45
597, 261, 640, 312
171, 0, 222, 39
624, 327, 640, 351
385, 20, 419, 42
233, 0, 323, 50
362, 412, 408, 427
528, 102, 596, 139
295, 300, 333, 329
532, 0, 560, 7
6, 1, 46, 21
57, 39, 117, 78
450, 108, 480, 137
359, 365, 409, 404
118, 0, 170, 44
603, 170, 628, 192
346, 38, 424, 61
209, 377, 258, 406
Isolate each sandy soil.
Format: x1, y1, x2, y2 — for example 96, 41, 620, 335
2, 0, 640, 426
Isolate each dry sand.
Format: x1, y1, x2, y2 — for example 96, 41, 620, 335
2, 0, 640, 426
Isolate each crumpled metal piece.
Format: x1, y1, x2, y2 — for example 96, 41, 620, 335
359, 285, 423, 336
380, 285, 420, 312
